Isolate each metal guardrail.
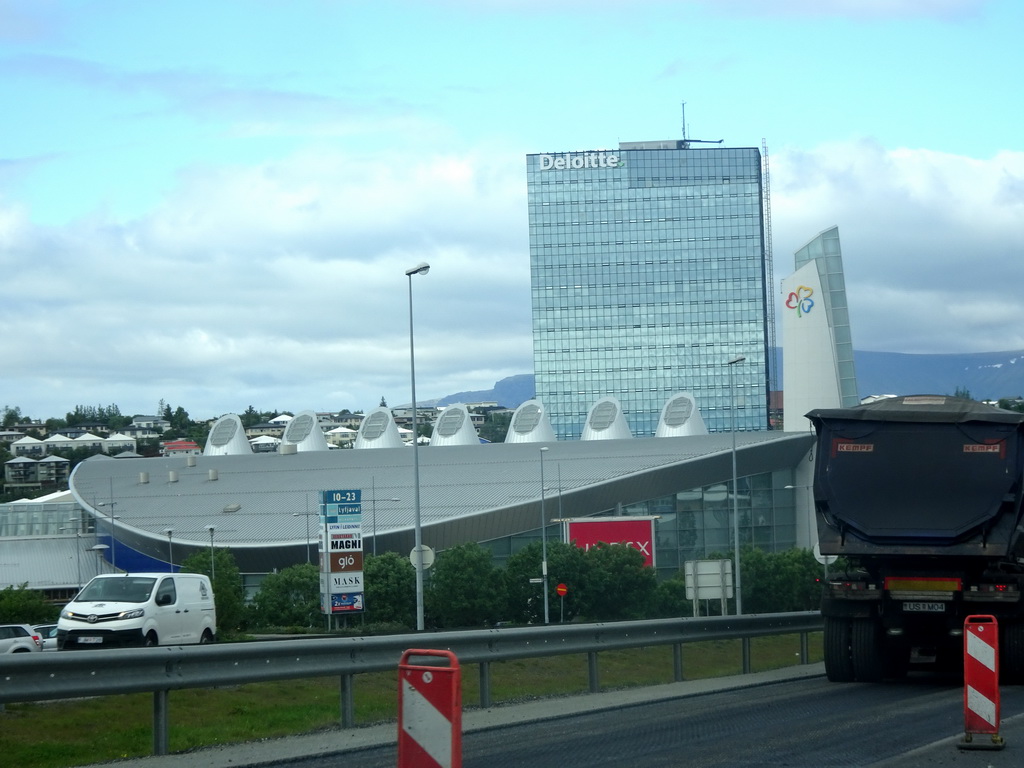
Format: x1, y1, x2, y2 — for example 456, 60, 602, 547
0, 611, 822, 756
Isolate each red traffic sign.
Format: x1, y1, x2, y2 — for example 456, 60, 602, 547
555, 583, 568, 597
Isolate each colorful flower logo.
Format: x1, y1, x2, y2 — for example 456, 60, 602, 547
785, 285, 815, 317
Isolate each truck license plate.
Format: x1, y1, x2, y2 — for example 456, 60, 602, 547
903, 602, 945, 613
78, 636, 103, 644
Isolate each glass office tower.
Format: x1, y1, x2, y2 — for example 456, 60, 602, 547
527, 141, 770, 439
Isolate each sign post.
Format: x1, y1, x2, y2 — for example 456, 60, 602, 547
684, 559, 733, 617
320, 490, 364, 624
556, 583, 568, 622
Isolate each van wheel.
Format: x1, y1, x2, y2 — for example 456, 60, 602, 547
200, 630, 214, 644
144, 632, 158, 647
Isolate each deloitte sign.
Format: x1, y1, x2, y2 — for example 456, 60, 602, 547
538, 152, 623, 171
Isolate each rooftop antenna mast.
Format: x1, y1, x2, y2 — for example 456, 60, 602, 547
680, 101, 724, 149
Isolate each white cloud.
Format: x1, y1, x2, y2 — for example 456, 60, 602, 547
4, 135, 1023, 420
771, 141, 1024, 353
0, 141, 531, 420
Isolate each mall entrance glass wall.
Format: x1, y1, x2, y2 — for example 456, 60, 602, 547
482, 470, 799, 582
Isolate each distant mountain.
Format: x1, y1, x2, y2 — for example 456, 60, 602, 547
436, 374, 536, 409
436, 350, 1024, 411
852, 349, 1024, 400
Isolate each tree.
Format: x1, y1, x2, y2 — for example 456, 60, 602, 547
651, 571, 692, 618
577, 543, 657, 622
998, 397, 1024, 414
504, 541, 588, 624
477, 411, 512, 443
45, 417, 68, 432
363, 552, 416, 627
426, 542, 505, 628
740, 547, 823, 614
0, 583, 57, 624
240, 405, 262, 428
1, 405, 22, 427
250, 563, 321, 629
180, 548, 246, 636
379, 396, 388, 408
169, 406, 190, 433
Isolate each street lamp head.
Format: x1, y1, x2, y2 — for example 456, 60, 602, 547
540, 446, 549, 453
164, 528, 173, 536
206, 525, 215, 533
405, 262, 430, 277
727, 355, 746, 365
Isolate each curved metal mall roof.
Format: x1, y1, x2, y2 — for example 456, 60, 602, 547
69, 432, 814, 572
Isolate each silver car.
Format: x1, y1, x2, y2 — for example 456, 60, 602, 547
32, 623, 59, 652
0, 623, 42, 653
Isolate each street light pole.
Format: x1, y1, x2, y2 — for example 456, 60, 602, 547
206, 525, 216, 581
292, 494, 314, 563
60, 519, 84, 591
540, 446, 550, 625
98, 501, 118, 570
89, 544, 109, 579
164, 528, 174, 573
728, 355, 746, 615
406, 261, 430, 631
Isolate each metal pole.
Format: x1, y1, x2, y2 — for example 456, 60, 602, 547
728, 355, 745, 615
207, 526, 215, 581
540, 446, 550, 625
164, 528, 173, 573
76, 533, 82, 591
406, 262, 430, 631
108, 478, 117, 570
99, 501, 118, 569
371, 477, 377, 557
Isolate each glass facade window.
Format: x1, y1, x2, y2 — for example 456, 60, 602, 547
480, 469, 799, 581
527, 143, 771, 439
0, 501, 88, 536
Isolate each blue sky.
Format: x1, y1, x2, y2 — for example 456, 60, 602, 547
2, 0, 1022, 421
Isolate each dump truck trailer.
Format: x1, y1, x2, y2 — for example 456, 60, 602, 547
807, 395, 1024, 682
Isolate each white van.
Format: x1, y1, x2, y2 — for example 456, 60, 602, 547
57, 573, 216, 649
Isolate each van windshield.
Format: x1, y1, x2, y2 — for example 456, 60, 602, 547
76, 577, 157, 603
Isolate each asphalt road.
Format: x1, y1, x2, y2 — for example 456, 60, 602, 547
89, 663, 1024, 768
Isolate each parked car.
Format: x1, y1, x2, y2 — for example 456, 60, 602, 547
58, 573, 216, 649
0, 623, 42, 653
32, 623, 59, 652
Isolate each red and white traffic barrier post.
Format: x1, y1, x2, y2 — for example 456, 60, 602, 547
398, 649, 462, 768
958, 615, 1005, 750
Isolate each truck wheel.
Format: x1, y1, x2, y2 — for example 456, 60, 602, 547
824, 617, 855, 682
1001, 622, 1024, 684
852, 618, 885, 682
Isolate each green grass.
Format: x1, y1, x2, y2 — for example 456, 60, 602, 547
0, 634, 823, 768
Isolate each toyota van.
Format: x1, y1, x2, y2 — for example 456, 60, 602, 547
57, 573, 216, 649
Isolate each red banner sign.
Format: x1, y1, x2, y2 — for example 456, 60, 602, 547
564, 518, 656, 567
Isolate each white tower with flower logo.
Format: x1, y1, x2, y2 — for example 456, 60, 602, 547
781, 226, 860, 433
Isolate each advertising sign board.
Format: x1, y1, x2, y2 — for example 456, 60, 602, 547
320, 489, 364, 614
562, 517, 657, 567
